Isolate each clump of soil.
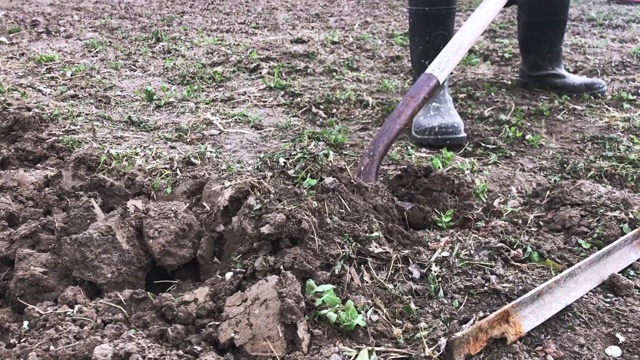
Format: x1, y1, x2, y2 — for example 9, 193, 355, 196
142, 201, 200, 271
62, 211, 153, 294
217, 272, 310, 357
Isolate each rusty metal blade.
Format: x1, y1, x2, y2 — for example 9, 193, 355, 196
447, 228, 640, 360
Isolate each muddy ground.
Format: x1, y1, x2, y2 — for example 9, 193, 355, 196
1, 0, 639, 359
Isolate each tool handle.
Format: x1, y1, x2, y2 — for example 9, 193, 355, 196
355, 0, 510, 184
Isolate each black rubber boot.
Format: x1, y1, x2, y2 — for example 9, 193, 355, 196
408, 0, 466, 148
517, 0, 607, 96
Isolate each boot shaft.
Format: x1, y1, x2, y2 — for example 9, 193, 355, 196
408, 0, 457, 80
517, 0, 571, 72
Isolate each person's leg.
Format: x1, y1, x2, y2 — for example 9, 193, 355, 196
408, 0, 466, 148
517, 0, 607, 96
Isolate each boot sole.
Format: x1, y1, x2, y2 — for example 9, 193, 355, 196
409, 133, 467, 149
518, 79, 607, 97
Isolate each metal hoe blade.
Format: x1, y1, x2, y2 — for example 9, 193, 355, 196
447, 228, 640, 360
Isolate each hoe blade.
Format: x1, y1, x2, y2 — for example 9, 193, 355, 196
447, 228, 640, 360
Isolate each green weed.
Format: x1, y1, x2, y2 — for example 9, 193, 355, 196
305, 279, 366, 332
60, 136, 83, 150
7, 26, 21, 34
430, 148, 455, 171
263, 67, 288, 90
34, 53, 59, 64
473, 179, 489, 202
390, 31, 409, 47
433, 209, 454, 229
526, 134, 544, 148
461, 53, 480, 66
378, 79, 397, 93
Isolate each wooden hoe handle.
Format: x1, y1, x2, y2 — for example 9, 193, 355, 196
355, 0, 510, 184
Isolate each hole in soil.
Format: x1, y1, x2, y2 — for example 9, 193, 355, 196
100, 203, 117, 215
218, 190, 251, 225
0, 157, 10, 171
172, 258, 201, 283
79, 280, 102, 300
145, 259, 201, 294
6, 213, 20, 229
145, 264, 175, 294
272, 236, 302, 255
0, 260, 15, 300
289, 236, 302, 246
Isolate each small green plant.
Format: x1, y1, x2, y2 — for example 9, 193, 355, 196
231, 256, 242, 269
228, 109, 261, 125
85, 38, 102, 50
357, 33, 372, 42
317, 120, 348, 147
305, 279, 366, 331
110, 61, 122, 70
140, 86, 158, 103
63, 64, 92, 76
151, 171, 174, 194
390, 31, 409, 47
430, 148, 455, 170
538, 103, 551, 116
137, 84, 176, 107
302, 177, 318, 189
378, 79, 397, 93
433, 209, 454, 229
7, 26, 21, 34
325, 29, 341, 45
577, 239, 592, 249
611, 90, 636, 109
462, 53, 480, 67
151, 29, 168, 43
248, 48, 259, 62
523, 245, 541, 263
34, 53, 59, 64
456, 159, 477, 174
473, 179, 489, 202
526, 133, 544, 148
60, 135, 83, 150
263, 67, 288, 90
427, 273, 444, 298
502, 126, 523, 141
631, 46, 640, 59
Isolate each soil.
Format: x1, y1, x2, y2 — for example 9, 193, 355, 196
1, 0, 639, 359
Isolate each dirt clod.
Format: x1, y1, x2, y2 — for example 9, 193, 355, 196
57, 286, 90, 307
92, 343, 114, 360
9, 249, 70, 312
217, 273, 309, 356
606, 273, 636, 297
143, 201, 200, 271
62, 213, 152, 293
395, 201, 430, 230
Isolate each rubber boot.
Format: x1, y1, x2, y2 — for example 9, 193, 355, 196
408, 0, 466, 148
517, 0, 607, 96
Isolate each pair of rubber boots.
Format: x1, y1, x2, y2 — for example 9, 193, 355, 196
409, 0, 607, 148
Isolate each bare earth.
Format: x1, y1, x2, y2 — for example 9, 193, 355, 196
0, 0, 639, 359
